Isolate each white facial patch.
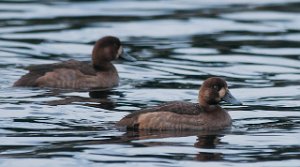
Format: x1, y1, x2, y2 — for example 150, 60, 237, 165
219, 87, 226, 98
117, 46, 123, 58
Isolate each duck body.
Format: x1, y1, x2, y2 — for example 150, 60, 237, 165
117, 101, 231, 131
13, 36, 135, 89
117, 77, 242, 131
13, 60, 118, 89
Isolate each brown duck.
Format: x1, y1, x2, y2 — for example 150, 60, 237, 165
13, 36, 136, 89
117, 77, 242, 131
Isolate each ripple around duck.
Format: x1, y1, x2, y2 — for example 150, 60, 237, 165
0, 0, 300, 167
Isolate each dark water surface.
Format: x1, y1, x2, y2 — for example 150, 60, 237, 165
0, 0, 300, 166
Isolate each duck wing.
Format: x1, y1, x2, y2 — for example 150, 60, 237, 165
14, 60, 97, 87
117, 101, 204, 130
26, 60, 96, 75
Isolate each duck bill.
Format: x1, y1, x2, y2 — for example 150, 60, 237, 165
222, 90, 242, 105
120, 49, 136, 62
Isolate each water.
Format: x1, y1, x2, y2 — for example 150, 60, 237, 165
0, 0, 300, 166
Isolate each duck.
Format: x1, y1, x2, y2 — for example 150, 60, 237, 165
13, 36, 136, 89
117, 77, 242, 131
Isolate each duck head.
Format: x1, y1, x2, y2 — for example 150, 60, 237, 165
198, 77, 242, 106
92, 36, 136, 68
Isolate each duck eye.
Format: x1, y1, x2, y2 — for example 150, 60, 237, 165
213, 85, 218, 90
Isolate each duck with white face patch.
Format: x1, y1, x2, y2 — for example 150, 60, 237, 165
117, 77, 242, 131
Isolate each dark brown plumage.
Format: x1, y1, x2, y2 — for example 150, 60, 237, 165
117, 77, 242, 131
14, 36, 135, 89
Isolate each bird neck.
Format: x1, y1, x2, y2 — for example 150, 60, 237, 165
93, 61, 114, 71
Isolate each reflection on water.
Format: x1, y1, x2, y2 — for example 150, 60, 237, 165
0, 0, 300, 167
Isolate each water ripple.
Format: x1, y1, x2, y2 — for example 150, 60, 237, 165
0, 0, 300, 166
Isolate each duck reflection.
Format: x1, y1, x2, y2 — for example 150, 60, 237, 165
1, 129, 226, 161
120, 130, 224, 161
194, 135, 223, 161
44, 89, 123, 110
